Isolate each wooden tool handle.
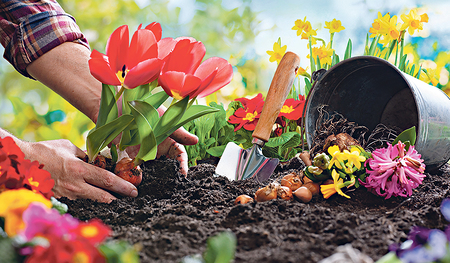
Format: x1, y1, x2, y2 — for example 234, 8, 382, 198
252, 51, 300, 142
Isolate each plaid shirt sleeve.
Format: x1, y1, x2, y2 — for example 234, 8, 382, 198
0, 0, 89, 79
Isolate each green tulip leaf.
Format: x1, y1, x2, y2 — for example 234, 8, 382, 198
392, 126, 416, 148
155, 104, 219, 144
142, 90, 170, 110
118, 121, 140, 150
128, 101, 160, 163
87, 114, 134, 162
96, 84, 118, 128
153, 97, 189, 142
122, 84, 151, 115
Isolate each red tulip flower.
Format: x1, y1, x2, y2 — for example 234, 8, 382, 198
278, 95, 306, 120
158, 38, 233, 100
89, 25, 163, 89
228, 93, 265, 131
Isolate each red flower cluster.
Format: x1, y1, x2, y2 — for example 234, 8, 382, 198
228, 94, 306, 133
0, 137, 54, 199
89, 22, 233, 99
25, 218, 111, 263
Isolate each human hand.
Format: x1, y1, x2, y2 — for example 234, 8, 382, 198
20, 139, 138, 203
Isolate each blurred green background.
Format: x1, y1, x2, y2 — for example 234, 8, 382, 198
1, 0, 449, 149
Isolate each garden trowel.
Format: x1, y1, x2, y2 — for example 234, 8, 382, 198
215, 51, 300, 182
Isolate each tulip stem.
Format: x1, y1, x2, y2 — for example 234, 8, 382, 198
115, 86, 125, 103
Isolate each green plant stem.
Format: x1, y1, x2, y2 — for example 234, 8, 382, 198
399, 30, 405, 62
329, 32, 334, 50
115, 86, 125, 103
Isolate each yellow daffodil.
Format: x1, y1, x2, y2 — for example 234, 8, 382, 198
327, 145, 345, 169
420, 67, 439, 86
296, 66, 310, 78
320, 169, 351, 199
300, 21, 318, 40
0, 189, 52, 236
378, 15, 402, 46
369, 12, 391, 38
307, 43, 334, 66
343, 147, 366, 170
400, 9, 428, 36
267, 42, 287, 64
324, 19, 345, 34
292, 16, 307, 36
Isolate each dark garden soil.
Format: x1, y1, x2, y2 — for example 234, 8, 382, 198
61, 156, 450, 263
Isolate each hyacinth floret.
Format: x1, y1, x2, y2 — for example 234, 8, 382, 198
362, 141, 425, 199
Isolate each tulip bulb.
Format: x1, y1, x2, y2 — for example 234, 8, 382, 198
254, 182, 279, 202
281, 172, 303, 191
234, 195, 254, 205
293, 186, 312, 203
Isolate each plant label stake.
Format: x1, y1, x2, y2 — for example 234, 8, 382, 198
216, 52, 300, 182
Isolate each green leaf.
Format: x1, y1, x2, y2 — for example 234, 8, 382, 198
118, 122, 140, 150
97, 84, 118, 128
193, 113, 216, 142
87, 114, 134, 161
316, 55, 321, 69
155, 104, 219, 145
122, 84, 151, 115
368, 35, 380, 56
142, 90, 170, 110
344, 39, 352, 60
392, 126, 416, 148
280, 132, 301, 153
265, 132, 298, 147
398, 54, 407, 72
110, 142, 118, 164
128, 101, 159, 163
153, 97, 189, 141
206, 145, 227, 157
98, 240, 140, 263
304, 78, 312, 95
203, 231, 236, 263
385, 40, 397, 60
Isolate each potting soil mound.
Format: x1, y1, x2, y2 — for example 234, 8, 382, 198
62, 157, 450, 263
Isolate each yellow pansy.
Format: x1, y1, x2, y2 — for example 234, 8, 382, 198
324, 19, 345, 34
320, 169, 351, 199
267, 42, 287, 64
0, 189, 52, 236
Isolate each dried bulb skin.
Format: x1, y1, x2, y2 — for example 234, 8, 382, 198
254, 182, 279, 202
234, 195, 254, 205
281, 172, 303, 191
323, 133, 360, 152
293, 186, 312, 203
277, 186, 293, 201
114, 157, 142, 187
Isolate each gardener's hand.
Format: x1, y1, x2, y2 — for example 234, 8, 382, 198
19, 139, 138, 203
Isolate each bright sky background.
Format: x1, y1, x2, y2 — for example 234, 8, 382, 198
168, 0, 450, 73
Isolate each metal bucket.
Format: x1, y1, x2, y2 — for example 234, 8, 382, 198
305, 56, 450, 169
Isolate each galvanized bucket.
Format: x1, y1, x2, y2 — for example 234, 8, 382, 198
305, 56, 450, 170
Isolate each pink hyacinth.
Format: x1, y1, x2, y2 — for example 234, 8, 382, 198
20, 202, 79, 241
362, 141, 426, 199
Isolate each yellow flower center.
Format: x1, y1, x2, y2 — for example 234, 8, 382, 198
28, 177, 39, 187
411, 20, 420, 29
243, 111, 258, 122
115, 65, 129, 86
73, 252, 90, 263
81, 225, 99, 238
280, 105, 294, 114
171, 91, 184, 100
